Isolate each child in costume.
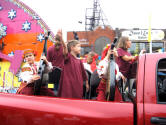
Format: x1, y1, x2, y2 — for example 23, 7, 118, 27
83, 51, 98, 74
58, 40, 89, 99
17, 49, 54, 96
96, 44, 125, 101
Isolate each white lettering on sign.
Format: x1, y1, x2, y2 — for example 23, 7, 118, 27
79, 39, 89, 45
122, 30, 165, 41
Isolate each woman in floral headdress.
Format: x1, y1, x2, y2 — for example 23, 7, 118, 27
96, 44, 125, 101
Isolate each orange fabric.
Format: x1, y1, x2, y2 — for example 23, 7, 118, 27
0, 33, 53, 61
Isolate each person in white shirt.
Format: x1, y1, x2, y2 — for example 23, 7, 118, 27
83, 51, 96, 73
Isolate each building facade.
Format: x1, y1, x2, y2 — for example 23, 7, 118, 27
67, 27, 166, 56
117, 28, 166, 55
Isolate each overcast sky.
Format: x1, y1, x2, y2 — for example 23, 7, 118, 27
21, 0, 166, 39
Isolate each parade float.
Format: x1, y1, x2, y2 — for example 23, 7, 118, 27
0, 0, 54, 92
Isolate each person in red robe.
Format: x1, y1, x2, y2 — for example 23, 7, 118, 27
58, 40, 89, 99
47, 30, 67, 93
47, 29, 67, 69
115, 36, 138, 79
116, 36, 145, 93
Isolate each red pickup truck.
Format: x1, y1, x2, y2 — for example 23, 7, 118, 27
0, 52, 166, 125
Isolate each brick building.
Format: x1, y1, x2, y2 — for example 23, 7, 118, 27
67, 26, 115, 56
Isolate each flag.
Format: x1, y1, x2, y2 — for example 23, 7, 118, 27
148, 15, 151, 42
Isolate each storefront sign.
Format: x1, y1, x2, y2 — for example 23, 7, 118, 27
122, 30, 165, 41
79, 39, 89, 45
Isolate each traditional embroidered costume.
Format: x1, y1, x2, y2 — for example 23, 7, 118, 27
17, 49, 54, 96
96, 58, 122, 101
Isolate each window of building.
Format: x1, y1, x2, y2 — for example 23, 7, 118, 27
129, 42, 164, 55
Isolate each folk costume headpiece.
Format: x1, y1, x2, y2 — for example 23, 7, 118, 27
101, 44, 110, 60
23, 49, 37, 58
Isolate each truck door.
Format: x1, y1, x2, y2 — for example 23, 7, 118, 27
144, 54, 166, 125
